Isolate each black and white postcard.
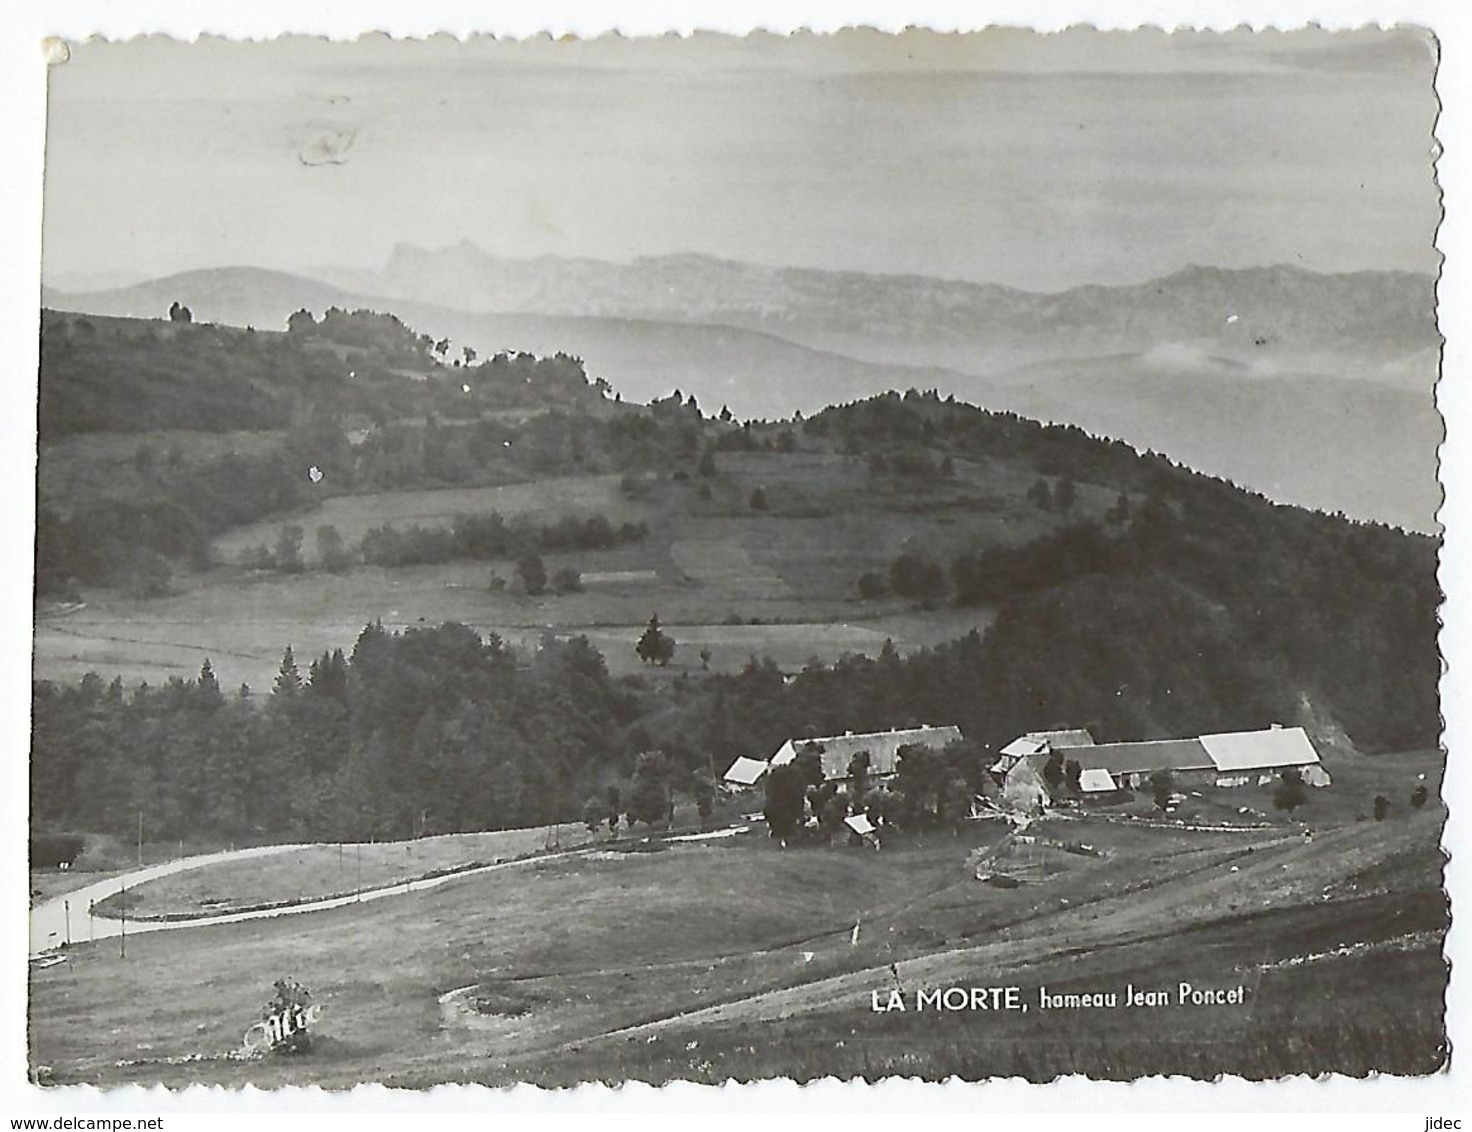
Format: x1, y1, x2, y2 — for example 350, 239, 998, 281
12, 5, 1465, 1110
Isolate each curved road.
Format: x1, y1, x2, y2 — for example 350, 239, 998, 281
29, 840, 590, 957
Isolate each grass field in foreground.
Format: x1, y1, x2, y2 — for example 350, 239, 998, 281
28, 793, 1446, 1088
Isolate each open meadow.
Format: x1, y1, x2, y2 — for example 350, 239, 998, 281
28, 750, 1447, 1087
33, 454, 1023, 690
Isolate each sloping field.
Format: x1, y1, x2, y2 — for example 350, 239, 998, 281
28, 799, 1445, 1088
670, 535, 793, 601
33, 550, 996, 691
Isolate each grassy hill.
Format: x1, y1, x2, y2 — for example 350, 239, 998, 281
47, 260, 1442, 529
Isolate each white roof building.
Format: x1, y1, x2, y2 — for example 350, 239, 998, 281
722, 756, 771, 787
1078, 767, 1118, 793
1198, 727, 1322, 773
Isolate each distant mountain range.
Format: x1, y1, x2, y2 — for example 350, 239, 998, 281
321, 243, 1437, 379
42, 249, 1442, 531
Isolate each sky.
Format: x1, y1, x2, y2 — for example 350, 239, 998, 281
41, 27, 1442, 292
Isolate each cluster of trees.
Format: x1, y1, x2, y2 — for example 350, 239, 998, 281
579, 751, 717, 834
39, 312, 302, 437
238, 512, 648, 574
761, 743, 976, 845
33, 554, 1438, 848
31, 624, 654, 844
286, 307, 436, 368
360, 513, 646, 569
35, 431, 333, 596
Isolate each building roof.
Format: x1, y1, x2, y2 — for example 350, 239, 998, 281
1078, 767, 1117, 793
1001, 729, 1096, 759
1052, 738, 1215, 775
723, 756, 770, 786
1030, 729, 1096, 748
771, 725, 963, 781
1000, 735, 1047, 759
1199, 727, 1321, 773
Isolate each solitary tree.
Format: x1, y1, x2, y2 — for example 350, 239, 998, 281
692, 773, 715, 828
763, 763, 807, 843
818, 791, 850, 844
1373, 794, 1390, 821
1149, 770, 1175, 812
582, 795, 605, 833
516, 551, 548, 596
273, 646, 303, 698
635, 614, 676, 667
317, 524, 353, 573
627, 751, 672, 828
1411, 783, 1430, 809
749, 486, 769, 512
168, 301, 193, 323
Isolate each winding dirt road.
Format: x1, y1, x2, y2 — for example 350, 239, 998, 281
29, 839, 592, 957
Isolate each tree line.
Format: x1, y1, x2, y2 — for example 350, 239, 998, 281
239, 512, 649, 573
32, 624, 650, 844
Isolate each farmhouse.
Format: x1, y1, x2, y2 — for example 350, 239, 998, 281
722, 724, 963, 789
999, 724, 1328, 801
771, 724, 963, 783
991, 728, 1096, 775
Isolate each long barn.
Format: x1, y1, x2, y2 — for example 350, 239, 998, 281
1002, 725, 1328, 797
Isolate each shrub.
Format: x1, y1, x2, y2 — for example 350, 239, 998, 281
30, 833, 85, 869
1149, 770, 1174, 812
1273, 768, 1307, 813
516, 552, 548, 596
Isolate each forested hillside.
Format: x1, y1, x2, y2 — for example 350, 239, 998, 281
32, 383, 1440, 844
35, 310, 613, 596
